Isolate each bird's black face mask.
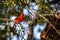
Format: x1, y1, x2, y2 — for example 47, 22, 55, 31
31, 0, 35, 2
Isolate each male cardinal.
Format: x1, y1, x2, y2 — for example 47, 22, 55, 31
14, 12, 24, 23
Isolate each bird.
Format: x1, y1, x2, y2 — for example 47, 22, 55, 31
14, 12, 24, 23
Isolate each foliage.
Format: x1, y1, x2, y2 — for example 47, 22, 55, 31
0, 0, 60, 40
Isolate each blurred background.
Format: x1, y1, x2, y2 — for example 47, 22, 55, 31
0, 0, 60, 40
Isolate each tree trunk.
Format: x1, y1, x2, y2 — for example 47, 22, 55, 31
28, 19, 37, 40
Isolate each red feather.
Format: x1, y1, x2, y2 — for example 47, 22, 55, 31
14, 12, 24, 23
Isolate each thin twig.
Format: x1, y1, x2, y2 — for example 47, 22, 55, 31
39, 14, 60, 35
0, 18, 11, 21
30, 7, 60, 35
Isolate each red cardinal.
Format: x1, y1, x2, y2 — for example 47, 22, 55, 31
14, 12, 24, 23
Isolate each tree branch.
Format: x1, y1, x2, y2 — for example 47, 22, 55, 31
39, 14, 60, 35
